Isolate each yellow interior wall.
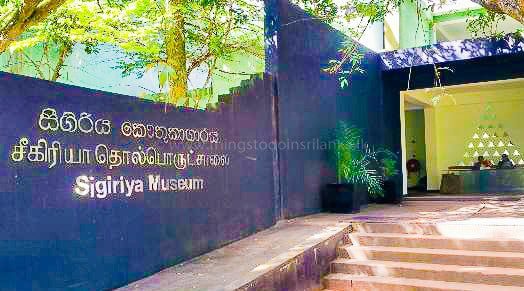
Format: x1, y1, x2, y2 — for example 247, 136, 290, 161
405, 110, 427, 187
432, 100, 524, 187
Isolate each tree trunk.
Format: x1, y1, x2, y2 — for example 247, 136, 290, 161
471, 0, 524, 24
166, 0, 188, 105
0, 0, 67, 54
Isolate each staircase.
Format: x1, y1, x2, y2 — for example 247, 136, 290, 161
323, 222, 524, 290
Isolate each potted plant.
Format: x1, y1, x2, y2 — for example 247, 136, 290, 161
379, 156, 401, 203
322, 122, 385, 213
355, 138, 399, 205
322, 123, 361, 213
348, 142, 386, 207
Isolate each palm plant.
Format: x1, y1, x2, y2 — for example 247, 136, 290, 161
381, 157, 399, 179
334, 122, 397, 199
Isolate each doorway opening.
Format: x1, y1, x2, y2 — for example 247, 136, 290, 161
400, 78, 524, 196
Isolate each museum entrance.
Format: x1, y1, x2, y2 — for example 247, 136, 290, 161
402, 100, 428, 196
400, 78, 524, 196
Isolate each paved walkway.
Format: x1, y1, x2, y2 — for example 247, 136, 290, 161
117, 197, 524, 291
354, 196, 524, 222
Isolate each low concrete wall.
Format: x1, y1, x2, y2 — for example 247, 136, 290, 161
237, 224, 352, 291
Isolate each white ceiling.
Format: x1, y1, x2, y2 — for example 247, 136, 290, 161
435, 13, 524, 42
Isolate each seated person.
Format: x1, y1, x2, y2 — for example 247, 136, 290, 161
473, 156, 493, 170
497, 154, 515, 169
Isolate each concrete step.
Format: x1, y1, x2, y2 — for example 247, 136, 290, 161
348, 232, 524, 252
352, 222, 524, 240
323, 273, 524, 290
331, 258, 524, 287
353, 222, 444, 235
338, 245, 524, 268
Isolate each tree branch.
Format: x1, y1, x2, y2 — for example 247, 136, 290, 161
51, 42, 72, 81
470, 0, 524, 24
187, 50, 212, 74
21, 51, 44, 79
0, 0, 68, 53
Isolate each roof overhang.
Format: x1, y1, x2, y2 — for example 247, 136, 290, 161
379, 34, 524, 71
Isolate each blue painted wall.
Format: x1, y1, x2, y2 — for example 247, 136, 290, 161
0, 73, 276, 290
274, 0, 384, 218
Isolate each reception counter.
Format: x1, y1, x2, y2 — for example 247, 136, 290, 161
441, 168, 524, 194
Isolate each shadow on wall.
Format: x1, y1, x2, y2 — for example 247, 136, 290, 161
380, 34, 524, 71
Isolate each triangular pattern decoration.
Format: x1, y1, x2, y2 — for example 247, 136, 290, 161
461, 105, 521, 166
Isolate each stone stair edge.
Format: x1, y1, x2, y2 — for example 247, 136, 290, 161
340, 245, 524, 257
351, 221, 524, 227
323, 273, 524, 291
331, 258, 524, 275
347, 231, 524, 241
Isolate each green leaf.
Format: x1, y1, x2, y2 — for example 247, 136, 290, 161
340, 78, 349, 89
158, 71, 168, 88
